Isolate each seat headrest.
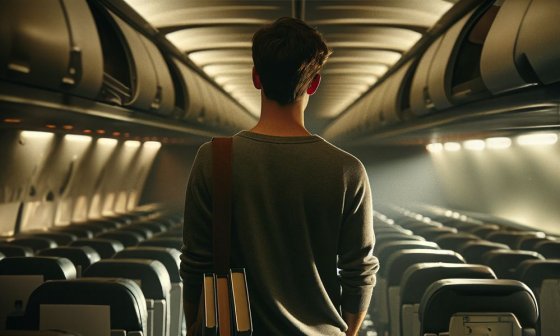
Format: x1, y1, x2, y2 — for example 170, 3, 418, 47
432, 234, 480, 249
377, 240, 440, 265
385, 249, 466, 284
22, 278, 147, 334
70, 239, 124, 258
129, 222, 167, 234
114, 247, 181, 282
139, 238, 182, 250
7, 238, 57, 252
401, 263, 497, 304
66, 223, 107, 235
419, 279, 538, 334
118, 227, 153, 239
456, 241, 510, 263
18, 232, 77, 246
535, 241, 560, 258
97, 231, 144, 247
83, 259, 171, 300
87, 220, 122, 229
0, 256, 76, 280
49, 226, 94, 239
482, 249, 545, 278
38, 247, 101, 271
0, 243, 34, 257
514, 260, 560, 292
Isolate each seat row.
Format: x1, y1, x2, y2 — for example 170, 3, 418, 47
370, 208, 560, 336
0, 208, 184, 336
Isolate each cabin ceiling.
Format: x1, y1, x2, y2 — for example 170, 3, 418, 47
121, 0, 455, 133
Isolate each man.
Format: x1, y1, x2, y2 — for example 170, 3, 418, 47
181, 17, 378, 335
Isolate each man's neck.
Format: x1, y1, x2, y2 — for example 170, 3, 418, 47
250, 96, 311, 136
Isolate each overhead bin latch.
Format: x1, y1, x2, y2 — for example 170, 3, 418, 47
151, 85, 163, 110
61, 46, 82, 88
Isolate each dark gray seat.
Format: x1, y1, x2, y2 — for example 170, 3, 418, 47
413, 226, 458, 240
17, 232, 77, 246
5, 238, 56, 253
456, 241, 510, 264
482, 249, 545, 279
486, 231, 545, 249
38, 246, 100, 277
0, 244, 33, 257
97, 231, 144, 247
419, 279, 538, 336
70, 239, 124, 259
535, 241, 560, 258
139, 238, 182, 251
432, 233, 480, 251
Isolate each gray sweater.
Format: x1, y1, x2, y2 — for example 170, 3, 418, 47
181, 131, 379, 335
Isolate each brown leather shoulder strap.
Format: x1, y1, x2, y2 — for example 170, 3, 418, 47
212, 137, 233, 275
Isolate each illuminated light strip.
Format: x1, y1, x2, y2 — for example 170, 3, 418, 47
486, 137, 511, 149
124, 140, 141, 148
463, 139, 485, 151
426, 143, 443, 153
98, 138, 118, 146
144, 141, 162, 149
444, 142, 461, 152
516, 133, 558, 146
21, 131, 54, 139
65, 134, 92, 143
4, 118, 21, 123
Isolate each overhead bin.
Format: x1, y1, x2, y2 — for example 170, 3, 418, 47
0, 0, 103, 99
381, 60, 414, 125
173, 59, 255, 131
516, 0, 560, 85
108, 12, 175, 115
409, 36, 444, 116
480, 0, 534, 94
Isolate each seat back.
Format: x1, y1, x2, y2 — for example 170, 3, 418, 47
419, 279, 538, 336
139, 238, 182, 251
70, 239, 124, 259
482, 249, 544, 278
432, 233, 480, 251
97, 231, 144, 247
535, 241, 560, 259
5, 238, 56, 253
38, 247, 100, 277
15, 278, 147, 335
457, 241, 510, 264
0, 244, 33, 257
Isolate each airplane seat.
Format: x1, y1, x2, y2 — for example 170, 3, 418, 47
432, 233, 480, 251
374, 234, 426, 252
376, 249, 465, 336
139, 238, 182, 251
414, 226, 458, 241
4, 238, 57, 253
48, 227, 94, 239
83, 259, 171, 336
0, 331, 80, 335
9, 278, 147, 335
399, 263, 496, 336
70, 239, 124, 259
419, 279, 538, 336
481, 249, 545, 279
114, 247, 182, 336
38, 247, 101, 277
153, 231, 181, 239
0, 244, 33, 257
0, 252, 4, 260
63, 223, 108, 236
470, 224, 501, 238
128, 222, 167, 235
97, 231, 145, 247
514, 260, 560, 298
539, 279, 560, 336
0, 256, 76, 330
398, 220, 442, 231
534, 241, 560, 259
15, 232, 77, 246
118, 227, 154, 240
0, 0, 103, 99
518, 237, 555, 251
486, 231, 546, 249
456, 241, 510, 264
374, 226, 414, 236
86, 220, 123, 230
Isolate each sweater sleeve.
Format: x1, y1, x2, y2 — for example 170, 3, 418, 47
337, 161, 379, 313
180, 143, 213, 303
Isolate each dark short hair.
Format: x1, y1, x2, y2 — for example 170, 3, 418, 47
252, 17, 331, 105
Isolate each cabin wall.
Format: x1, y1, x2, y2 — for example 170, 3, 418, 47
355, 141, 560, 235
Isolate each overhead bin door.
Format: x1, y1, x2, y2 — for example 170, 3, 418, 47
0, 0, 103, 99
409, 37, 444, 116
381, 60, 414, 125
367, 82, 389, 129
480, 0, 534, 94
517, 0, 560, 85
138, 35, 176, 116
173, 60, 206, 123
109, 12, 158, 112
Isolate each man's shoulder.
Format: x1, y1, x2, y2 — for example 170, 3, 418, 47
318, 137, 366, 170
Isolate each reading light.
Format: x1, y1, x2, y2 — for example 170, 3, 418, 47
144, 141, 162, 149
21, 131, 54, 139
97, 138, 118, 146
124, 140, 141, 148
63, 125, 74, 130
463, 139, 485, 151
516, 133, 558, 146
83, 129, 92, 134
445, 210, 453, 217
112, 132, 121, 137
452, 212, 461, 219
4, 118, 21, 123
414, 214, 423, 221
444, 142, 461, 152
65, 134, 92, 143
486, 137, 511, 149
426, 143, 443, 153
96, 130, 106, 134
46, 124, 56, 129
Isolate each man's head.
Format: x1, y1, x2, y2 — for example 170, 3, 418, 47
252, 17, 331, 105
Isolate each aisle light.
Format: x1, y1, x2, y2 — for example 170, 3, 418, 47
486, 137, 511, 149
124, 140, 141, 148
97, 138, 118, 146
444, 142, 461, 152
65, 134, 92, 143
516, 133, 558, 146
21, 131, 54, 139
463, 139, 485, 151
144, 141, 162, 149
426, 143, 443, 153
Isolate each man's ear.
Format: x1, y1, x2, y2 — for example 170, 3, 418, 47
307, 74, 321, 95
252, 67, 262, 89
